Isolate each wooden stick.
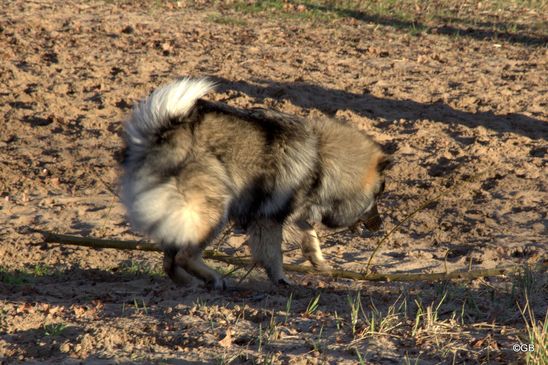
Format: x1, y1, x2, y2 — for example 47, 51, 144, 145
364, 192, 442, 275
38, 231, 545, 283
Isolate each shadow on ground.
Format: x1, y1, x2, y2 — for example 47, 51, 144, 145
299, 2, 548, 47
1, 264, 544, 364
211, 77, 548, 141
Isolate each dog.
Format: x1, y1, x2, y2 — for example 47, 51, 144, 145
120, 78, 390, 288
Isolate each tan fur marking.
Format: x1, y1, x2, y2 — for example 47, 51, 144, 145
361, 153, 382, 190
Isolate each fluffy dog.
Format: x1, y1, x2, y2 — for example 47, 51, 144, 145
120, 78, 389, 288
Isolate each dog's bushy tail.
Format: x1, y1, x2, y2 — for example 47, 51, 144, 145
124, 77, 215, 147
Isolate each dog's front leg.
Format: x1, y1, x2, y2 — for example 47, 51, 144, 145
295, 221, 331, 272
247, 220, 291, 286
283, 221, 331, 272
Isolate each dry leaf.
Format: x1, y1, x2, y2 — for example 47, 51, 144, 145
283, 3, 294, 11
72, 305, 96, 318
219, 330, 232, 348
91, 299, 104, 311
72, 305, 86, 318
471, 337, 485, 348
16, 303, 33, 314
48, 305, 64, 316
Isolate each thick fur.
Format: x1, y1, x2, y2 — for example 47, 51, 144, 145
121, 77, 389, 288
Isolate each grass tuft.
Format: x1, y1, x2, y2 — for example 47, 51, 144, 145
519, 293, 548, 365
207, 13, 248, 26
305, 293, 321, 316
43, 323, 67, 337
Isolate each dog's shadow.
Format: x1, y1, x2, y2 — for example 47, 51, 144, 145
209, 76, 547, 141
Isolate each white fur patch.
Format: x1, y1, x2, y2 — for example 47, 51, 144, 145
125, 78, 215, 146
126, 182, 209, 245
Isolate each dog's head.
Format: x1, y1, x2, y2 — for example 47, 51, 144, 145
316, 130, 391, 234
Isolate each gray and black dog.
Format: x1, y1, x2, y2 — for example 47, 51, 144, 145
120, 78, 390, 288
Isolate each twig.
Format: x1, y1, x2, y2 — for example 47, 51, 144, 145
37, 231, 546, 283
364, 171, 494, 275
213, 223, 234, 252
238, 263, 257, 285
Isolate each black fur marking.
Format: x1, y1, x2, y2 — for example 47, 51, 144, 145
228, 175, 295, 228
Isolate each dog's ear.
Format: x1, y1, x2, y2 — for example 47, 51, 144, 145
377, 155, 392, 172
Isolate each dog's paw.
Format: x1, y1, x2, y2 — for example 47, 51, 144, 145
277, 277, 293, 287
169, 267, 195, 286
312, 261, 332, 272
208, 277, 227, 290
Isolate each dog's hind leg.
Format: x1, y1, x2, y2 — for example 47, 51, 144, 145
167, 195, 228, 289
162, 157, 233, 289
163, 247, 194, 285
247, 220, 290, 285
175, 247, 226, 289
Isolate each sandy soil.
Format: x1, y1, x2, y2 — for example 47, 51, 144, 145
0, 1, 546, 364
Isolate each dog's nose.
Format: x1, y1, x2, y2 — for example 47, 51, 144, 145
362, 203, 383, 232
363, 214, 382, 232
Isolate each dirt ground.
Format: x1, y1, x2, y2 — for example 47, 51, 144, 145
0, 0, 546, 364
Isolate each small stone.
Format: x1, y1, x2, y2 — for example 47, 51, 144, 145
60, 342, 71, 353
121, 25, 134, 34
